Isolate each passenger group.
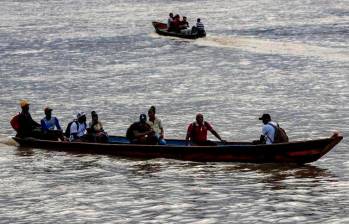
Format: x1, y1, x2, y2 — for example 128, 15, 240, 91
167, 13, 205, 35
12, 99, 288, 145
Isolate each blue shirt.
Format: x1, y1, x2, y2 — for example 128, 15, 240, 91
41, 117, 61, 132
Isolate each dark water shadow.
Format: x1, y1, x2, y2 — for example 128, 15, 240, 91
222, 163, 337, 190
14, 146, 35, 157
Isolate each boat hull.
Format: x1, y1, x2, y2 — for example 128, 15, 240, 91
152, 21, 206, 39
12, 134, 342, 164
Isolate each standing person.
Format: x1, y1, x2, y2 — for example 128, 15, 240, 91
126, 114, 156, 144
69, 112, 88, 142
167, 13, 174, 31
16, 99, 41, 138
185, 113, 225, 145
147, 106, 166, 145
40, 106, 64, 140
88, 111, 108, 142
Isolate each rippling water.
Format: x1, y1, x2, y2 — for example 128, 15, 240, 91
0, 0, 348, 223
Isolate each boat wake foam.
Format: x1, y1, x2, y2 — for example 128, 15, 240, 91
0, 135, 18, 146
195, 35, 349, 62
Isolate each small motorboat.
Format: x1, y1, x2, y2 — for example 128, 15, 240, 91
152, 21, 206, 39
12, 133, 342, 164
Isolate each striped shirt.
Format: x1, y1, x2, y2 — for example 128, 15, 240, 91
196, 22, 205, 30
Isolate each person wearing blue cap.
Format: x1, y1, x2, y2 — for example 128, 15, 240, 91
126, 114, 156, 144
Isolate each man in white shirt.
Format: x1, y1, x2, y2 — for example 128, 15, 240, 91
69, 112, 88, 141
259, 114, 277, 144
147, 106, 166, 145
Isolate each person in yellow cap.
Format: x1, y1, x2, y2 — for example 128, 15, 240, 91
16, 99, 41, 138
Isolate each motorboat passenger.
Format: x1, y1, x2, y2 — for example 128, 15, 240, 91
179, 16, 189, 30
185, 113, 225, 146
147, 106, 166, 145
87, 111, 108, 143
15, 99, 41, 138
67, 112, 88, 142
192, 18, 205, 35
40, 106, 64, 141
167, 13, 174, 31
126, 114, 157, 144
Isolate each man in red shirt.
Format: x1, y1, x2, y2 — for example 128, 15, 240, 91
185, 113, 225, 145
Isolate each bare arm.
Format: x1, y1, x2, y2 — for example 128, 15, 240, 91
210, 129, 223, 141
160, 127, 164, 139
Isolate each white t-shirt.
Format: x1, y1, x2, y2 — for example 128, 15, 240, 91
262, 121, 277, 144
147, 117, 163, 135
70, 122, 87, 138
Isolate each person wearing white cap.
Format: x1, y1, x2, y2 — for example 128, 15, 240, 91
69, 112, 87, 141
16, 99, 41, 138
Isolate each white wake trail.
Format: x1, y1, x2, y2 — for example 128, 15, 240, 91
195, 35, 349, 62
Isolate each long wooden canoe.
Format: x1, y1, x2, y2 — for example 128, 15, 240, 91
12, 133, 342, 164
152, 21, 206, 39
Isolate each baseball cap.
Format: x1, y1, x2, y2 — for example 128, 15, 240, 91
44, 106, 53, 113
259, 114, 271, 120
19, 99, 30, 107
140, 113, 147, 122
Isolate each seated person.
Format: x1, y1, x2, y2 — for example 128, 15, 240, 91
147, 106, 166, 145
192, 18, 205, 35
185, 113, 225, 146
87, 111, 108, 143
68, 112, 88, 142
179, 16, 189, 30
167, 12, 174, 31
126, 114, 157, 144
16, 99, 42, 138
40, 106, 64, 141
172, 14, 181, 32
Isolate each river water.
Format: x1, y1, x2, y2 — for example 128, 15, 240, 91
0, 0, 348, 223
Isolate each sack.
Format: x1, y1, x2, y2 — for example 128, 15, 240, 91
10, 113, 21, 131
269, 123, 289, 143
64, 120, 78, 138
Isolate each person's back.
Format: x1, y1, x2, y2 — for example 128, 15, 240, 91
196, 18, 204, 30
262, 121, 277, 144
258, 113, 280, 144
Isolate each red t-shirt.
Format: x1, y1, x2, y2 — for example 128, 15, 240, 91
187, 122, 213, 142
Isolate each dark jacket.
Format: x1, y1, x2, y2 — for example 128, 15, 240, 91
17, 111, 40, 137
